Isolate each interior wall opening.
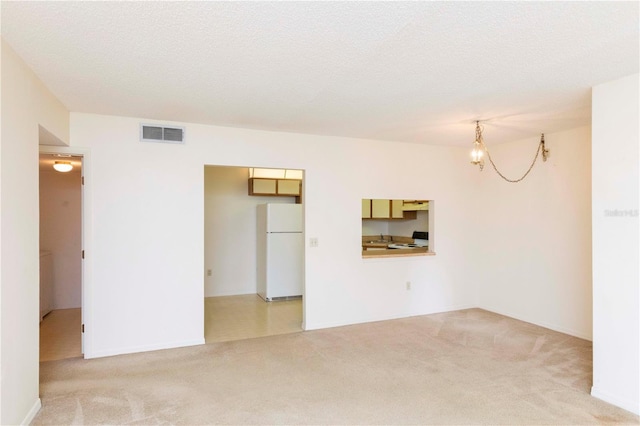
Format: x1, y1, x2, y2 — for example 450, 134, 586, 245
203, 165, 305, 344
38, 152, 83, 361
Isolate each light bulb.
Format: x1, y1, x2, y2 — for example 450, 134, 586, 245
471, 139, 484, 163
53, 161, 73, 172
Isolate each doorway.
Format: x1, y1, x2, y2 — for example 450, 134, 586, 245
38, 152, 83, 361
203, 165, 304, 343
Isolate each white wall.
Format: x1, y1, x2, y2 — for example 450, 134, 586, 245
0, 39, 69, 426
476, 125, 593, 339
204, 166, 296, 297
1, 34, 635, 420
361, 220, 389, 237
39, 170, 82, 309
70, 112, 478, 357
591, 73, 639, 414
389, 210, 429, 238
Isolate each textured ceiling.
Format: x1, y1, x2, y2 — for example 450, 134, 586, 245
2, 1, 638, 146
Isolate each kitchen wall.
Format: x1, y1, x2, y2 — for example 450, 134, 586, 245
362, 210, 429, 239
1, 39, 70, 426
361, 220, 388, 236
475, 125, 593, 340
39, 169, 82, 309
70, 111, 478, 357
591, 73, 639, 414
389, 210, 429, 238
204, 166, 296, 297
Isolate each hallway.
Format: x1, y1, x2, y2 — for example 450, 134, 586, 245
40, 308, 82, 361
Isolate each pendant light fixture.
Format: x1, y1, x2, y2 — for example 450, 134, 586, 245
470, 121, 485, 171
470, 121, 549, 183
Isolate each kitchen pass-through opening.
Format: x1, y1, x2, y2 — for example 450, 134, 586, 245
361, 199, 434, 257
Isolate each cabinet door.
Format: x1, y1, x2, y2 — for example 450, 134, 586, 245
361, 199, 372, 218
250, 178, 277, 194
277, 179, 301, 195
391, 199, 404, 218
402, 200, 429, 211
371, 199, 390, 218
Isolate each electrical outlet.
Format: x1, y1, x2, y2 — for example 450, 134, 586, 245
310, 237, 319, 248
406, 281, 411, 290
207, 269, 212, 276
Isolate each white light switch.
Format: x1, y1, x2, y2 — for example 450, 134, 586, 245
309, 237, 318, 248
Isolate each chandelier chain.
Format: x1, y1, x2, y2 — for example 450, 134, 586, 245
473, 121, 548, 183
483, 139, 544, 183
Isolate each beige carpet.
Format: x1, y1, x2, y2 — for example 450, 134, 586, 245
34, 309, 639, 425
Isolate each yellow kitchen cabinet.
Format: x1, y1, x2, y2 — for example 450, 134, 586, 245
402, 200, 429, 211
362, 199, 372, 218
371, 199, 390, 218
249, 178, 301, 197
249, 178, 277, 195
362, 199, 417, 220
277, 179, 301, 195
391, 199, 404, 218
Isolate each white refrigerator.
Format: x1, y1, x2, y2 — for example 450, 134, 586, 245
257, 203, 303, 301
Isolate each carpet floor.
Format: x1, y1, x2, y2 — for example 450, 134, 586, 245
34, 308, 639, 425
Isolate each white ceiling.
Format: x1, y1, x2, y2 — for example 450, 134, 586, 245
2, 1, 638, 146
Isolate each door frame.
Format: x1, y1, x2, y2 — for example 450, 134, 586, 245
38, 145, 93, 358
203, 165, 307, 335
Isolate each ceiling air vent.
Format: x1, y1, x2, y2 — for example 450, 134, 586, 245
140, 124, 185, 144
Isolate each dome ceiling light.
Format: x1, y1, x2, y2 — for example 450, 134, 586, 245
53, 161, 73, 172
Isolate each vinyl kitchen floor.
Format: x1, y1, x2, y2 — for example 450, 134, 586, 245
40, 296, 302, 361
204, 294, 303, 343
40, 308, 82, 362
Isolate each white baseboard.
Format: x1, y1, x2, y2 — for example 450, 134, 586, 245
204, 291, 256, 298
304, 313, 407, 331
591, 386, 640, 415
304, 303, 476, 331
415, 304, 477, 316
21, 398, 42, 425
86, 338, 205, 359
478, 304, 592, 341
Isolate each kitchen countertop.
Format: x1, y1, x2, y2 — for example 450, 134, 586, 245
361, 235, 434, 258
362, 247, 435, 258
362, 242, 391, 249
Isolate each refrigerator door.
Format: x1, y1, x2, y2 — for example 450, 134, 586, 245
266, 203, 302, 233
265, 232, 303, 299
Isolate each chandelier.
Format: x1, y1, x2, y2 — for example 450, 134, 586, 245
471, 121, 549, 183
